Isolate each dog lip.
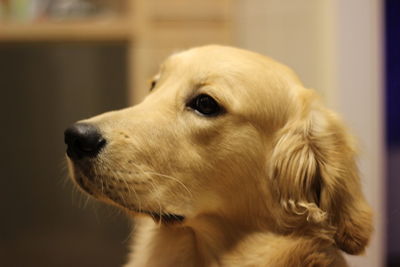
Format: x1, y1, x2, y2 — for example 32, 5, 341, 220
139, 210, 185, 224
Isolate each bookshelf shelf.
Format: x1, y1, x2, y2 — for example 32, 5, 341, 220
0, 0, 233, 104
0, 19, 133, 41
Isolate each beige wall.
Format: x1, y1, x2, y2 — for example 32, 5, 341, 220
235, 0, 333, 99
236, 0, 385, 266
330, 1, 385, 266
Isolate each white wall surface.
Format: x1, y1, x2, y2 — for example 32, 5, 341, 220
236, 1, 385, 266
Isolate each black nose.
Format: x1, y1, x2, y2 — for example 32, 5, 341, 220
64, 123, 106, 160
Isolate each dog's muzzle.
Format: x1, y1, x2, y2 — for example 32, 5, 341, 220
64, 123, 187, 225
64, 123, 106, 160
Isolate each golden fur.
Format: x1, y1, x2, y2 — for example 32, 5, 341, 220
66, 45, 373, 266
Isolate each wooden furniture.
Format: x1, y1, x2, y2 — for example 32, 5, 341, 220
0, 0, 234, 104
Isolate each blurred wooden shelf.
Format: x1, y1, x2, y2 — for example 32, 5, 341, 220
0, 0, 234, 104
0, 19, 134, 42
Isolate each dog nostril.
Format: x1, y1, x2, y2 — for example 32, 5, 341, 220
64, 123, 106, 160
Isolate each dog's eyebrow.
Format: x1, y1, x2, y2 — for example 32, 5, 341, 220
195, 80, 209, 88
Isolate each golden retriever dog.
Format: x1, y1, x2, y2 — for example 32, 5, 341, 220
64, 45, 373, 267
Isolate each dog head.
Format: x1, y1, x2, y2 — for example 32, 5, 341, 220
65, 45, 372, 253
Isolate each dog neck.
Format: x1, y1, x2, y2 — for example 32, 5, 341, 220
126, 212, 272, 267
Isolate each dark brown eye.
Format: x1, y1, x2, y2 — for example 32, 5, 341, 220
188, 94, 221, 116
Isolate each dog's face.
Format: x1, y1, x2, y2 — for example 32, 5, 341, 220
65, 46, 293, 220
65, 45, 372, 254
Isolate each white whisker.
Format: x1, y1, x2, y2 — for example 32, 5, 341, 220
144, 171, 193, 199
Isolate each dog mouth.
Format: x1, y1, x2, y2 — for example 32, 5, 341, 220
70, 163, 186, 225
140, 210, 186, 225
116, 204, 186, 225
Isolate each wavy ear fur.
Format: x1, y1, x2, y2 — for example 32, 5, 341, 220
271, 90, 373, 255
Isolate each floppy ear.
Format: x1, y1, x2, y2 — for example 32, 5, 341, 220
270, 90, 373, 255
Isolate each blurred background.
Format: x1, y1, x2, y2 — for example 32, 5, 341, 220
0, 0, 395, 266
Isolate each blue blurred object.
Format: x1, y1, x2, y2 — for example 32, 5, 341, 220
385, 1, 400, 266
386, 0, 400, 146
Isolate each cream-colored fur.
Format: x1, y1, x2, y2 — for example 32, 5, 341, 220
67, 45, 372, 266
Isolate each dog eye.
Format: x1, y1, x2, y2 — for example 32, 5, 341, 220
188, 94, 221, 116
